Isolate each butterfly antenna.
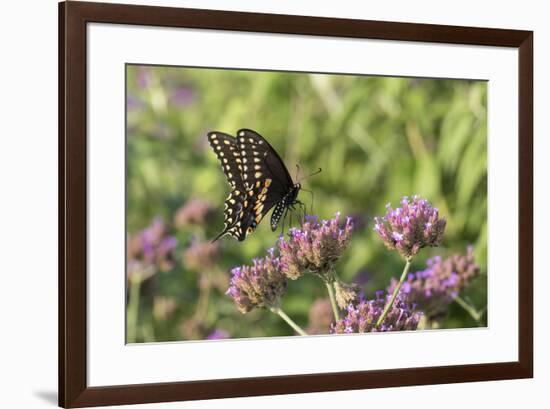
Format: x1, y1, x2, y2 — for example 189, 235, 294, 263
298, 167, 322, 183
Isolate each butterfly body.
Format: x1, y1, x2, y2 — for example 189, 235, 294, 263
207, 129, 301, 241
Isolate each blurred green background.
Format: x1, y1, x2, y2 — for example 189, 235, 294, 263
126, 64, 487, 343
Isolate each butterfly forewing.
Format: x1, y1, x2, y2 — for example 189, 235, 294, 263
235, 129, 294, 191
207, 132, 245, 190
207, 132, 247, 241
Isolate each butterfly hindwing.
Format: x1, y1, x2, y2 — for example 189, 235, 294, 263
238, 177, 276, 238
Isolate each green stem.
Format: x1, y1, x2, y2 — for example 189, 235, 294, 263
127, 274, 142, 343
376, 257, 412, 328
271, 307, 308, 336
325, 282, 340, 321
455, 295, 484, 323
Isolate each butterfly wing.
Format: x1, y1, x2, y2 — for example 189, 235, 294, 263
235, 129, 296, 233
207, 132, 248, 241
235, 129, 294, 191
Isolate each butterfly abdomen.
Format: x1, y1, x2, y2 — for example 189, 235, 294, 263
270, 185, 300, 231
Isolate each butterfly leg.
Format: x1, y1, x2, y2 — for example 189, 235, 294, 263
298, 201, 307, 221
294, 200, 306, 222
280, 207, 291, 236
289, 207, 293, 228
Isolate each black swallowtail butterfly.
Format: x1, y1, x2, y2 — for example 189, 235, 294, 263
207, 129, 302, 241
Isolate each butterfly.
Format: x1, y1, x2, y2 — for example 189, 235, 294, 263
207, 129, 302, 241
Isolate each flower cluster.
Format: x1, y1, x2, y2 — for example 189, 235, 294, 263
389, 247, 480, 321
331, 292, 421, 334
169, 86, 195, 107
374, 196, 446, 258
226, 249, 287, 313
127, 218, 177, 280
278, 213, 353, 281
333, 280, 359, 309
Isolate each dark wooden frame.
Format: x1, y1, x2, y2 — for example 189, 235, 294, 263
59, 1, 533, 407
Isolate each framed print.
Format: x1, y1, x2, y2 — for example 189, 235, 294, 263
59, 1, 533, 407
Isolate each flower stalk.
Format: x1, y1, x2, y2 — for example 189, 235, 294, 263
325, 282, 340, 321
270, 307, 308, 336
376, 256, 412, 328
454, 295, 485, 323
127, 274, 142, 343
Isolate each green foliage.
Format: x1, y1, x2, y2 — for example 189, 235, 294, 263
126, 65, 487, 342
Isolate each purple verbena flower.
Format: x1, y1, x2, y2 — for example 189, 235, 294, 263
389, 247, 480, 321
206, 329, 229, 340
127, 217, 177, 281
331, 291, 421, 334
374, 196, 446, 258
333, 280, 359, 309
126, 93, 143, 111
227, 249, 287, 313
136, 67, 152, 89
169, 86, 195, 107
278, 213, 353, 281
